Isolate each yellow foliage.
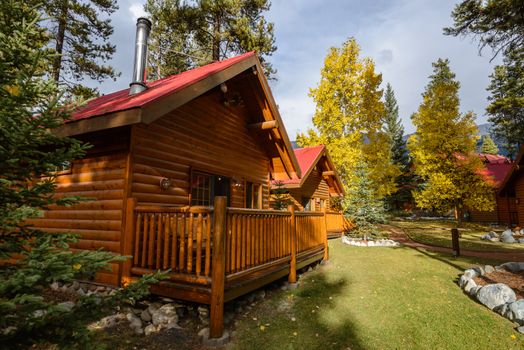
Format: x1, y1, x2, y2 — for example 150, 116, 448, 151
408, 59, 494, 216
297, 38, 400, 199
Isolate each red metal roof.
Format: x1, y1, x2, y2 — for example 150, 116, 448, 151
478, 153, 511, 164
486, 163, 513, 188
278, 145, 325, 185
69, 51, 256, 122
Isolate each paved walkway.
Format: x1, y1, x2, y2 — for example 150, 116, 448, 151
381, 224, 524, 262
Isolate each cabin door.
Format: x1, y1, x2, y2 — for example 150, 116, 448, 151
214, 175, 231, 206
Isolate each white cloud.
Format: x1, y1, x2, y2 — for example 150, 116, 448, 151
129, 2, 146, 22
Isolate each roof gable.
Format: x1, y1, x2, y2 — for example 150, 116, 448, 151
69, 52, 256, 123
53, 52, 301, 180
275, 145, 344, 195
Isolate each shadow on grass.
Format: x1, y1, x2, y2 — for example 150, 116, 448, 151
231, 269, 369, 350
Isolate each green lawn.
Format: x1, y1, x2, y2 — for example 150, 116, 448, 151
229, 240, 524, 350
391, 219, 524, 252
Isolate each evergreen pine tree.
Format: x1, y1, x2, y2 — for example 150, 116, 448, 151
343, 162, 386, 239
271, 180, 290, 210
36, 0, 120, 98
145, 0, 277, 79
382, 83, 414, 210
486, 49, 524, 159
0, 3, 159, 347
480, 134, 499, 155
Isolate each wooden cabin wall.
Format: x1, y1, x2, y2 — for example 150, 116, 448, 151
131, 90, 271, 208
515, 176, 524, 226
27, 127, 131, 285
285, 167, 330, 211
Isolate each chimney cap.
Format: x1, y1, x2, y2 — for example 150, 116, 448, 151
136, 17, 152, 28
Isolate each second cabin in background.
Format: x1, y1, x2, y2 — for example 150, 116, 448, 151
272, 145, 344, 211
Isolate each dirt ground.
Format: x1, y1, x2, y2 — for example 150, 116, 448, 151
474, 269, 524, 299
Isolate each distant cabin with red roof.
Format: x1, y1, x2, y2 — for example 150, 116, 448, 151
495, 146, 524, 226
272, 145, 344, 211
29, 51, 302, 285
468, 153, 513, 224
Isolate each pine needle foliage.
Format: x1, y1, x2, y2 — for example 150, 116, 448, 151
145, 0, 277, 79
0, 3, 162, 348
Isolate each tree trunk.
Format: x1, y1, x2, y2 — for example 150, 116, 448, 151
53, 1, 69, 83
455, 203, 463, 227
212, 14, 221, 61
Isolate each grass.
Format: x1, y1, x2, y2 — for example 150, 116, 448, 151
391, 219, 524, 252
229, 240, 524, 350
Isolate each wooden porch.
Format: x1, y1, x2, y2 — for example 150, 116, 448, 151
121, 196, 343, 338
325, 210, 351, 238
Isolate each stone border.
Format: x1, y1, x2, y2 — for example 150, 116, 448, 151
458, 262, 524, 334
341, 236, 400, 247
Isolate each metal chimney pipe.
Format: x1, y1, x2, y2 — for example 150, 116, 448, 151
129, 17, 152, 95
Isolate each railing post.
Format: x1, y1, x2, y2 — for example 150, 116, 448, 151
121, 197, 137, 286
288, 204, 297, 283
322, 208, 329, 261
210, 196, 227, 339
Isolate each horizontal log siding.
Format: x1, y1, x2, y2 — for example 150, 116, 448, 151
27, 152, 128, 285
132, 91, 271, 208
515, 176, 524, 226
285, 167, 330, 211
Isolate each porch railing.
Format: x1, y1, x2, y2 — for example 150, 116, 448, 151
128, 205, 213, 285
121, 197, 330, 340
325, 210, 351, 235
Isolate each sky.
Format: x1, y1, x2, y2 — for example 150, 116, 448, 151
97, 0, 500, 137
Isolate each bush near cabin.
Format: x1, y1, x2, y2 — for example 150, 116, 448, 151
0, 3, 161, 348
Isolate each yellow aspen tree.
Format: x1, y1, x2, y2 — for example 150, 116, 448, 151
297, 38, 399, 199
408, 59, 494, 224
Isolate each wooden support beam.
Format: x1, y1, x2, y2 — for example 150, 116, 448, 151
288, 205, 297, 283
121, 197, 137, 285
322, 208, 329, 261
322, 170, 335, 177
210, 197, 227, 339
247, 120, 278, 130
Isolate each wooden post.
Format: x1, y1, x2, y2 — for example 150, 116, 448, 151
121, 197, 137, 285
288, 205, 297, 283
451, 228, 460, 257
210, 196, 227, 339
322, 208, 329, 261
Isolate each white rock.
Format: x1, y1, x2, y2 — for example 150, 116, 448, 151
476, 284, 516, 310
341, 236, 351, 245
504, 300, 524, 324
144, 324, 159, 336
458, 275, 471, 288
468, 286, 481, 297
152, 304, 179, 326
464, 279, 477, 293
484, 265, 495, 274
126, 312, 143, 334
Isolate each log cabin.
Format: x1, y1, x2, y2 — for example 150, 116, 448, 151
496, 147, 524, 226
274, 145, 343, 211
27, 18, 343, 338
467, 153, 512, 224
271, 145, 348, 236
